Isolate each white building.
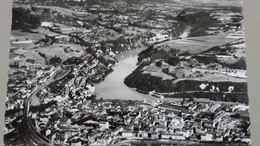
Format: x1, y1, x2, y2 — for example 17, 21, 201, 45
201, 133, 213, 141
41, 22, 54, 28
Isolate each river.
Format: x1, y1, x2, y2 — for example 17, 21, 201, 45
95, 49, 159, 101
95, 26, 191, 101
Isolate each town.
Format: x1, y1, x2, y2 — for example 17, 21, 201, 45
5, 0, 250, 145
28, 97, 250, 145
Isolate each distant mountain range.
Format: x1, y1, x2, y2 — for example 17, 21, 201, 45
118, 0, 243, 6
174, 0, 243, 6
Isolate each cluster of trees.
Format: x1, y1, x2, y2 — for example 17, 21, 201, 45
191, 55, 218, 65
125, 71, 248, 102
202, 45, 247, 70
124, 72, 174, 93
167, 56, 186, 66
63, 57, 83, 65
38, 52, 46, 59
47, 72, 74, 94
137, 45, 154, 62
202, 46, 224, 54
177, 10, 220, 37
98, 56, 116, 67
138, 46, 181, 65
107, 37, 130, 53
12, 7, 41, 30
36, 36, 56, 45
48, 56, 62, 65
221, 58, 247, 70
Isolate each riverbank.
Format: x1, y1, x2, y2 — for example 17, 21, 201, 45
95, 48, 160, 101
95, 24, 193, 101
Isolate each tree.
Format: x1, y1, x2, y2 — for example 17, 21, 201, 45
193, 127, 196, 134
155, 60, 163, 67
49, 56, 62, 65
158, 133, 162, 139
38, 52, 46, 58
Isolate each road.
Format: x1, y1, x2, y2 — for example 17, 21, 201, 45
20, 66, 71, 146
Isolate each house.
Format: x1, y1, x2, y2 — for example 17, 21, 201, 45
95, 134, 112, 145
122, 130, 134, 138
71, 141, 81, 146
212, 112, 229, 127
112, 127, 123, 136
158, 103, 184, 112
176, 129, 190, 137
201, 133, 213, 141
156, 125, 166, 132
88, 131, 102, 142
161, 133, 185, 140
195, 126, 207, 134
161, 133, 173, 139
140, 131, 148, 138
188, 104, 197, 112
99, 121, 109, 131
214, 135, 223, 142
241, 137, 251, 145
216, 55, 233, 61
151, 132, 158, 139
9, 61, 19, 68
182, 110, 193, 116
203, 121, 214, 128
41, 22, 53, 28
189, 135, 198, 141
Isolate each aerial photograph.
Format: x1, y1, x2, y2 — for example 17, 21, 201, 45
4, 0, 250, 145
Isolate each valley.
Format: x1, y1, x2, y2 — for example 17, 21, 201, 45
4, 0, 250, 145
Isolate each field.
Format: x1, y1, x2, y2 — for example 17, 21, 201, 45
10, 31, 45, 49
157, 31, 244, 54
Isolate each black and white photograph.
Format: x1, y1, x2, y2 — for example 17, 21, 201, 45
4, 0, 250, 145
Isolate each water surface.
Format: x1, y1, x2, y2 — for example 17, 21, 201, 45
95, 26, 192, 101
95, 49, 158, 101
